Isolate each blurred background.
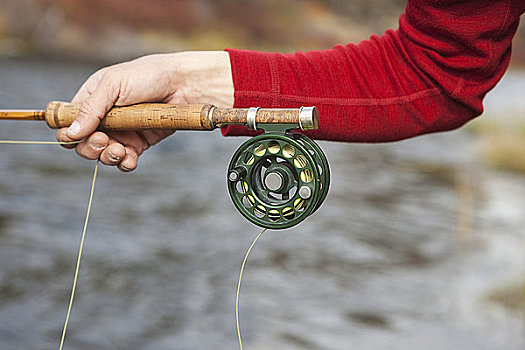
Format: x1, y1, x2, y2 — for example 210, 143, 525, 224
0, 1, 524, 349
1, 0, 524, 64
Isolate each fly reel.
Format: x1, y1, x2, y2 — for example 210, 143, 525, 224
227, 111, 330, 229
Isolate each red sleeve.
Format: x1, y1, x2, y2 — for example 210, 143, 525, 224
222, 0, 525, 142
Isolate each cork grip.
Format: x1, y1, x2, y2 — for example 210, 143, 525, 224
45, 101, 213, 130
44, 101, 319, 131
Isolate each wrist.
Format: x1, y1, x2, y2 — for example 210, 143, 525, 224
170, 51, 234, 107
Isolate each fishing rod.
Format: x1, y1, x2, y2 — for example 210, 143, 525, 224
0, 101, 330, 229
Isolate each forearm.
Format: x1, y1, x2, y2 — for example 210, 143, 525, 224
223, 0, 524, 142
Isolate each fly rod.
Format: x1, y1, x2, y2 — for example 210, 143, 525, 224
0, 101, 319, 131
0, 101, 329, 229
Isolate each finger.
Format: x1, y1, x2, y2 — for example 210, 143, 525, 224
66, 71, 121, 141
56, 128, 77, 149
99, 141, 126, 166
140, 130, 175, 147
118, 146, 139, 172
74, 132, 110, 160
107, 131, 149, 156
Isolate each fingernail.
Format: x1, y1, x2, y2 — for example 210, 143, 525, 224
108, 150, 122, 162
120, 165, 132, 172
68, 121, 80, 134
89, 139, 106, 151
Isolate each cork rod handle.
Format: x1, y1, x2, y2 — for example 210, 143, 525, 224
45, 101, 213, 130
44, 101, 319, 131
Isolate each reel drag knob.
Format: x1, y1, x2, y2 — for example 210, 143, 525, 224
227, 133, 330, 229
264, 171, 284, 191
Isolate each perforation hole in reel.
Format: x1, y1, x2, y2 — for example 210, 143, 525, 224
227, 133, 330, 229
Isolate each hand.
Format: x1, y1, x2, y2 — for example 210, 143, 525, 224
56, 51, 234, 171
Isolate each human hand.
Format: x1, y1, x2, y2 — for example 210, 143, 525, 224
56, 51, 234, 171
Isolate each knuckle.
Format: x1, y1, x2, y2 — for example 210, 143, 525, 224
101, 148, 122, 165
118, 164, 135, 172
117, 78, 133, 103
88, 134, 109, 151
100, 157, 118, 166
56, 128, 66, 140
101, 67, 123, 83
83, 79, 98, 96
56, 129, 76, 149
78, 101, 103, 121
75, 146, 98, 160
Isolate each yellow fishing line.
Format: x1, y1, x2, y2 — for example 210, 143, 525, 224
236, 228, 267, 350
0, 140, 81, 145
58, 160, 98, 350
0, 138, 269, 349
0, 139, 97, 349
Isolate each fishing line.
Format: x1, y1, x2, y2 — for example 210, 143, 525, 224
0, 139, 97, 350
236, 228, 267, 350
58, 160, 98, 350
2, 103, 330, 350
0, 140, 81, 145
0, 137, 264, 350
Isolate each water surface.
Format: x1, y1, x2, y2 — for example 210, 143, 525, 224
0, 59, 524, 350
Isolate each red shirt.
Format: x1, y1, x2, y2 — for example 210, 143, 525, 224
223, 0, 525, 142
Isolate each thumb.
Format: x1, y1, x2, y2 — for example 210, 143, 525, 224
66, 74, 120, 140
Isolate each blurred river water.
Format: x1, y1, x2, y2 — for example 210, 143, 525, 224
0, 58, 524, 350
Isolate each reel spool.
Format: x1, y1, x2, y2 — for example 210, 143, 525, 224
227, 131, 330, 229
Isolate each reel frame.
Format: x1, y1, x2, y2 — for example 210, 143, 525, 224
227, 123, 330, 229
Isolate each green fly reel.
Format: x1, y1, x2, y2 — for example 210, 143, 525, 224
227, 125, 330, 229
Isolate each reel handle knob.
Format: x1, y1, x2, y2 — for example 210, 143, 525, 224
228, 166, 247, 182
